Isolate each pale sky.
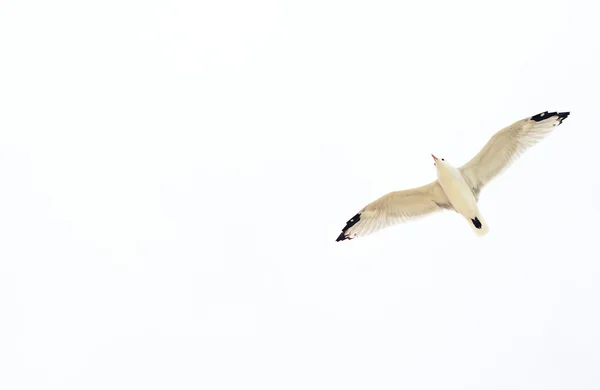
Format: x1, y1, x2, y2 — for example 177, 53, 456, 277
1, 0, 599, 389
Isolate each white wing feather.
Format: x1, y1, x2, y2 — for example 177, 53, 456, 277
336, 181, 452, 241
459, 111, 569, 198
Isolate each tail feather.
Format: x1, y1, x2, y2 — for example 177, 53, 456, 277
469, 215, 489, 236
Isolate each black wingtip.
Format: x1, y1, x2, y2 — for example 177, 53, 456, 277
336, 232, 348, 242
557, 111, 570, 123
335, 212, 361, 242
530, 111, 570, 123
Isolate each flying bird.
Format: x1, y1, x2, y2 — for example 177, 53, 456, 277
336, 111, 570, 242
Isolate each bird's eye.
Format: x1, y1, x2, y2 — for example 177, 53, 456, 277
441, 158, 445, 161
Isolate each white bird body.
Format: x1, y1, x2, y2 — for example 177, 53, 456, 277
336, 111, 570, 242
436, 160, 477, 216
435, 160, 488, 236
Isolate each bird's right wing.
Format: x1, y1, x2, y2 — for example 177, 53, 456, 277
336, 181, 453, 241
459, 111, 570, 198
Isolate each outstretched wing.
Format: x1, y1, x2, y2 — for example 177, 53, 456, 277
459, 111, 570, 198
336, 181, 452, 241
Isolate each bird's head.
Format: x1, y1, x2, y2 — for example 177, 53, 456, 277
431, 154, 446, 167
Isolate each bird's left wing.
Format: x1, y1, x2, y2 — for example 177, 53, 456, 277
336, 181, 452, 241
459, 111, 570, 198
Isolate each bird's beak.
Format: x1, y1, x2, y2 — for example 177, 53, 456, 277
431, 154, 438, 162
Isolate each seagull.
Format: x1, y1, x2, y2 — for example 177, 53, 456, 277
336, 111, 570, 242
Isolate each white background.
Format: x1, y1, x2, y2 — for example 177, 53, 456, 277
1, 0, 599, 389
